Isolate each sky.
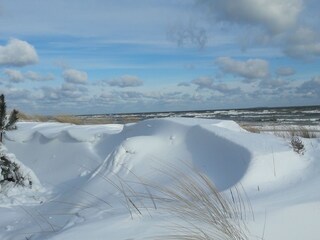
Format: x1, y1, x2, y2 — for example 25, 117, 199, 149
0, 0, 319, 115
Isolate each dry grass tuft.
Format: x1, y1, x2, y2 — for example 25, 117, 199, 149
86, 160, 250, 239
146, 166, 250, 240
17, 112, 50, 122
241, 124, 319, 139
51, 115, 83, 125
241, 125, 260, 133
289, 127, 317, 138
273, 126, 318, 139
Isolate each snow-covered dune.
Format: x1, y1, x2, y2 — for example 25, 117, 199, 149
1, 118, 320, 239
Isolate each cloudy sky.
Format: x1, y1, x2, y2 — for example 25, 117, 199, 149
0, 0, 319, 115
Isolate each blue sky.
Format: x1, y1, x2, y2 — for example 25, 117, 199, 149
0, 0, 319, 115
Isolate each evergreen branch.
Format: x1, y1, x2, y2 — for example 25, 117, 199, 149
5, 109, 19, 130
0, 94, 6, 130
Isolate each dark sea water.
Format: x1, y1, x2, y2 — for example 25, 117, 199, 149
81, 105, 320, 126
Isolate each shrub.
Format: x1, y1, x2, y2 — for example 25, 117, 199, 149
0, 94, 19, 143
0, 94, 32, 189
1, 155, 24, 185
291, 136, 305, 154
0, 152, 32, 188
0, 146, 32, 187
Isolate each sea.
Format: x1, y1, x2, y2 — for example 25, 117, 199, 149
81, 105, 320, 126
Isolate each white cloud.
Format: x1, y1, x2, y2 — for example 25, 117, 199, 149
40, 83, 89, 102
0, 39, 39, 67
25, 71, 55, 81
297, 76, 320, 97
276, 67, 296, 76
191, 77, 241, 95
216, 57, 269, 80
284, 27, 320, 59
60, 83, 88, 99
2, 69, 55, 83
195, 0, 320, 60
200, 0, 302, 34
5, 88, 32, 102
108, 75, 143, 88
63, 69, 88, 85
213, 83, 241, 95
191, 76, 214, 89
119, 91, 145, 100
259, 78, 289, 89
40, 87, 60, 101
3, 69, 24, 83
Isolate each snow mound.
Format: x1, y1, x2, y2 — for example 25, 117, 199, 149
91, 118, 251, 190
0, 117, 319, 240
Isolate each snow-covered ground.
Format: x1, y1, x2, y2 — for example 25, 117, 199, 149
1, 118, 319, 239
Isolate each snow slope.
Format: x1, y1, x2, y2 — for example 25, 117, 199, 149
1, 118, 319, 239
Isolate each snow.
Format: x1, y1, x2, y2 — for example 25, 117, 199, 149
0, 144, 44, 207
1, 117, 320, 239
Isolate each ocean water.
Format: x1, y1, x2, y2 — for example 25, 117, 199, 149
81, 105, 320, 126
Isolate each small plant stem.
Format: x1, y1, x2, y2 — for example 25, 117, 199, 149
272, 147, 276, 177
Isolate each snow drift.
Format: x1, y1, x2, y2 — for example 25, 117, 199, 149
0, 118, 319, 240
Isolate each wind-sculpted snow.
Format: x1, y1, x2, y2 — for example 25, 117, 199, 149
90, 118, 251, 190
5, 122, 123, 143
1, 118, 320, 240
185, 125, 251, 190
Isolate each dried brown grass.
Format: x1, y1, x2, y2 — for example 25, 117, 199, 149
17, 112, 141, 125
144, 165, 250, 240
241, 123, 318, 139
273, 126, 318, 139
101, 163, 250, 239
51, 115, 83, 125
17, 112, 51, 122
241, 125, 260, 133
